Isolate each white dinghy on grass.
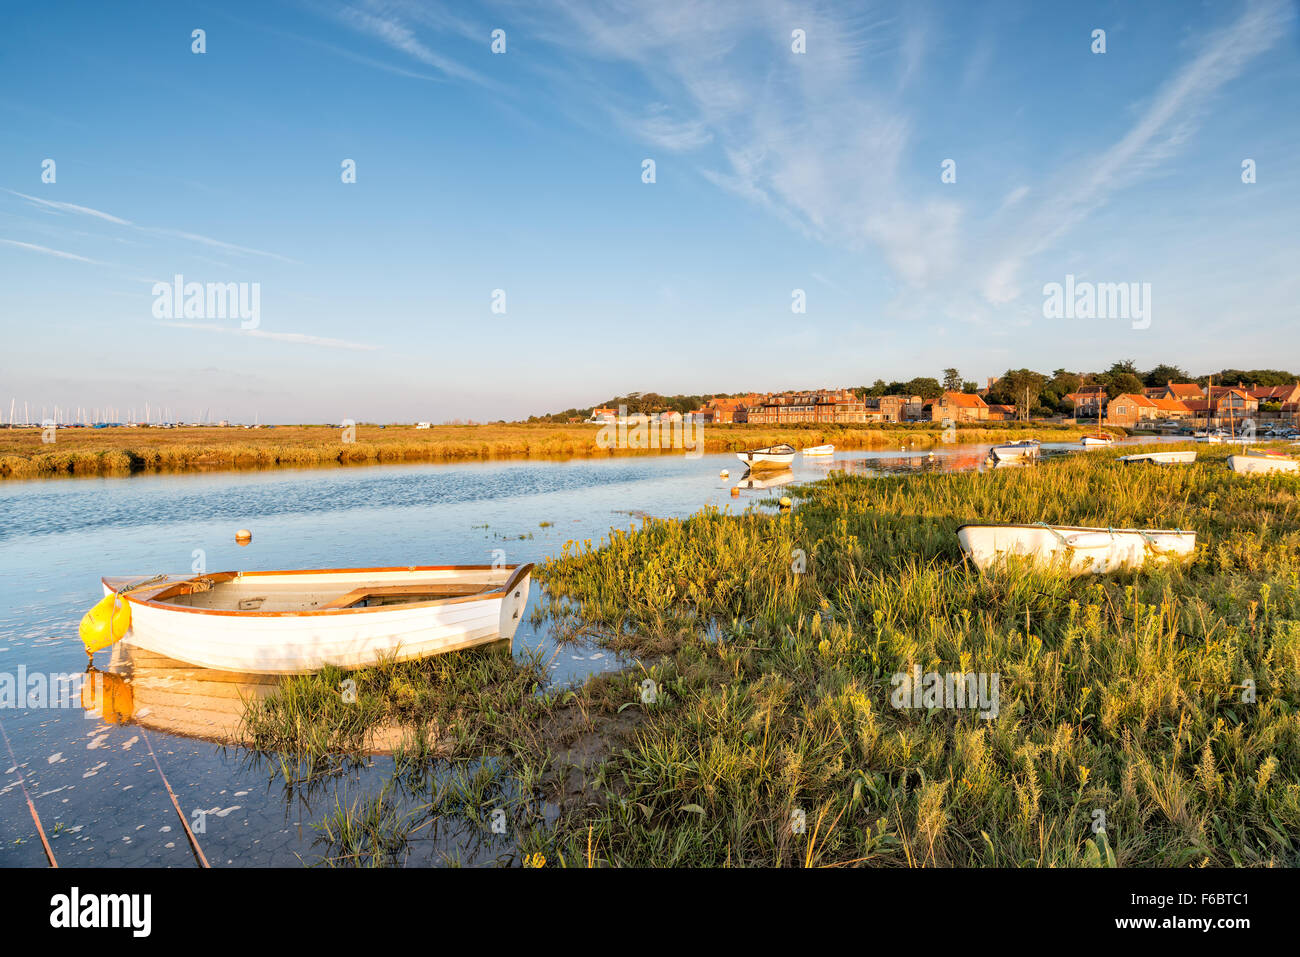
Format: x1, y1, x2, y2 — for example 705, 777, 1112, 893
956, 523, 1195, 575
1227, 451, 1300, 475
1119, 450, 1197, 465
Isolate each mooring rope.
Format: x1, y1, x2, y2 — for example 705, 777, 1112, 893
0, 715, 57, 867
140, 729, 210, 868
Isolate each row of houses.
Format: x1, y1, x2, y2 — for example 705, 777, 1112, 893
691, 390, 1001, 425
588, 379, 1300, 430
1093, 381, 1300, 429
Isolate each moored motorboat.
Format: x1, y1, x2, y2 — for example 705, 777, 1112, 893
736, 444, 796, 469
1119, 450, 1197, 464
956, 523, 1195, 575
1227, 451, 1300, 475
801, 444, 834, 456
989, 439, 1040, 462
81, 563, 533, 674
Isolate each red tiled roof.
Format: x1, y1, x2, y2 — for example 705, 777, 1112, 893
939, 391, 988, 409
1111, 393, 1157, 408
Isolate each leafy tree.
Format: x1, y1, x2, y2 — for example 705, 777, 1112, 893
1143, 363, 1189, 386
903, 377, 944, 400
995, 369, 1048, 420
942, 368, 962, 392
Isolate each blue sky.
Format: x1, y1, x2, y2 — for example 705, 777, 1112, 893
1, 0, 1297, 423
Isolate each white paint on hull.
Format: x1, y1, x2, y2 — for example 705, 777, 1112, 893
957, 524, 1195, 575
1227, 454, 1299, 475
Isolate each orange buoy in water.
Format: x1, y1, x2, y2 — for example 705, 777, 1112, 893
78, 593, 131, 655
730, 486, 740, 497
235, 529, 252, 545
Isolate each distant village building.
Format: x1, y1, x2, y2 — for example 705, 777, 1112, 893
1146, 381, 1206, 402
693, 394, 762, 424
744, 389, 867, 425
927, 392, 988, 423
1063, 385, 1108, 417
985, 404, 1017, 421
863, 394, 925, 423
589, 407, 617, 423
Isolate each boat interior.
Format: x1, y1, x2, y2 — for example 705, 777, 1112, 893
105, 566, 531, 614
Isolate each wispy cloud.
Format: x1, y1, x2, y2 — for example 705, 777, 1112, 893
4, 190, 133, 225
0, 238, 107, 264
979, 0, 1294, 306
329, 0, 497, 89
161, 321, 379, 351
527, 0, 1291, 321
3, 188, 299, 264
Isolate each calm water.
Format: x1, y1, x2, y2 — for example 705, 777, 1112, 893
0, 437, 1177, 866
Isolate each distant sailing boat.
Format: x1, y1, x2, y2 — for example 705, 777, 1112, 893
1081, 389, 1112, 447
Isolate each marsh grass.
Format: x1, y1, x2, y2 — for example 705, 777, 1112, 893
534, 444, 1300, 866
0, 422, 1098, 479
244, 442, 1300, 867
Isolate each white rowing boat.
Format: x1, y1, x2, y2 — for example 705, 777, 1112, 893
956, 523, 1195, 575
1119, 450, 1197, 464
1227, 452, 1300, 475
82, 563, 533, 674
801, 444, 834, 456
736, 444, 796, 468
1080, 433, 1113, 448
989, 439, 1040, 462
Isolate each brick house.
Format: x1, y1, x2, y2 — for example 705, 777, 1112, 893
864, 394, 923, 423
1146, 382, 1205, 402
744, 389, 868, 425
927, 392, 988, 423
1063, 385, 1108, 418
1106, 394, 1159, 427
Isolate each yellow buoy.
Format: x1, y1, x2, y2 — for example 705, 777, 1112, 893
720, 469, 729, 479
78, 592, 131, 655
779, 496, 792, 508
235, 528, 252, 545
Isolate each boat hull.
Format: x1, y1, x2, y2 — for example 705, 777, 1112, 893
102, 565, 532, 674
1119, 450, 1197, 464
801, 445, 834, 456
1227, 454, 1300, 475
990, 442, 1040, 462
1080, 436, 1113, 448
957, 524, 1195, 575
736, 445, 796, 468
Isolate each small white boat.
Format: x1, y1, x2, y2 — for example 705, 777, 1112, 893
736, 444, 796, 468
989, 439, 1040, 462
1199, 433, 1225, 444
1080, 433, 1114, 448
87, 564, 533, 674
1227, 452, 1300, 475
956, 523, 1195, 575
801, 444, 834, 456
1119, 450, 1197, 465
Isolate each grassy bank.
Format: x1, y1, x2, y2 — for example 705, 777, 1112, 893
242, 442, 1299, 867
0, 421, 1101, 480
